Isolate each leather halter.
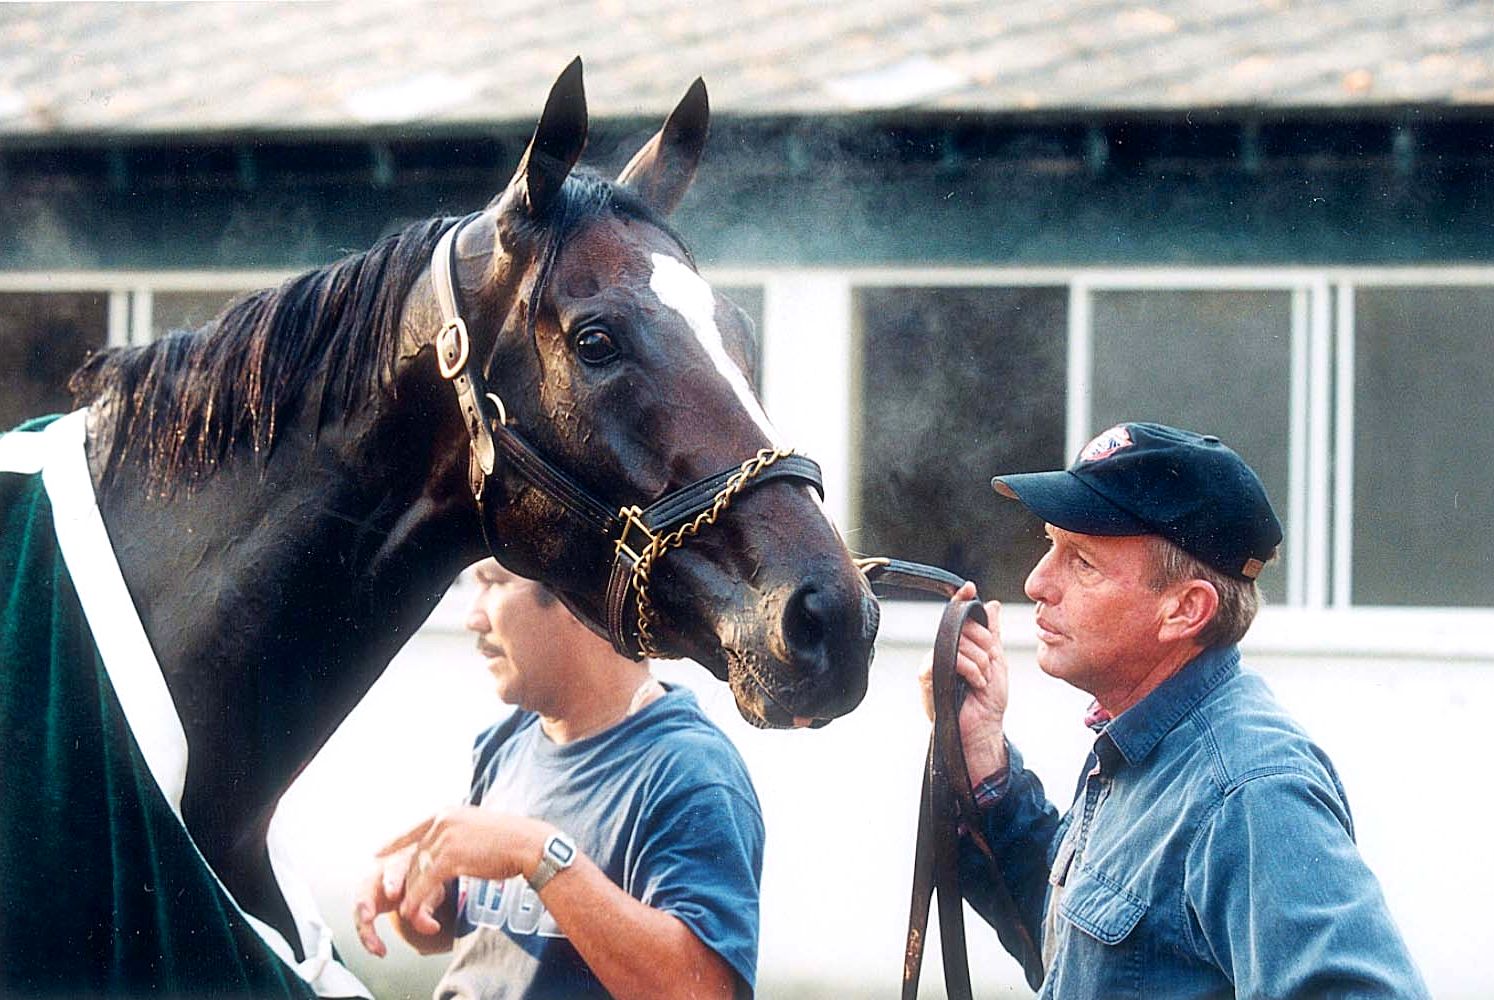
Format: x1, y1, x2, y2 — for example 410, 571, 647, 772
430, 213, 826, 659
860, 560, 1046, 998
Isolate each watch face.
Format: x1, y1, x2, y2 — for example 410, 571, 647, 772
547, 836, 575, 865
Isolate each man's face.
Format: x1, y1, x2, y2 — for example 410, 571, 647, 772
1023, 525, 1172, 703
465, 558, 569, 705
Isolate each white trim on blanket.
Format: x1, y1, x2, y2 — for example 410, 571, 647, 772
0, 412, 371, 1000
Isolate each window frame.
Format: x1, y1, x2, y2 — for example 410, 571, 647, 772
0, 270, 292, 348
6, 265, 1491, 657
740, 263, 1494, 658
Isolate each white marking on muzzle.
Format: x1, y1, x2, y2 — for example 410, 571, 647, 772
650, 254, 784, 449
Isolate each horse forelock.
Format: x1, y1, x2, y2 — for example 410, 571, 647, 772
516, 174, 782, 466
523, 169, 691, 259
69, 217, 455, 494
512, 169, 694, 343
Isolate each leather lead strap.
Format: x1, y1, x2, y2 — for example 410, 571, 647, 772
900, 597, 982, 1000
860, 560, 1043, 998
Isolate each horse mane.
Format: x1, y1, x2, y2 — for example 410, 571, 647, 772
70, 171, 689, 494
70, 216, 454, 493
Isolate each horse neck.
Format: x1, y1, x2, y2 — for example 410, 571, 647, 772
94, 372, 482, 843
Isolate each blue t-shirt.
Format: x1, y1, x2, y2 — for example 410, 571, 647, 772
433, 686, 764, 1000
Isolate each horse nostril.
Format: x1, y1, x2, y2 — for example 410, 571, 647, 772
782, 582, 830, 667
773, 576, 875, 721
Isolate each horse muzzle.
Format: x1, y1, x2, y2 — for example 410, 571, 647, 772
719, 570, 879, 729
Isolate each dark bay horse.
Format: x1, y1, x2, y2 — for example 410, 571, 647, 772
0, 59, 876, 997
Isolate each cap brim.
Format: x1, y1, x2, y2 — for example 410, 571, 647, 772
991, 471, 1150, 536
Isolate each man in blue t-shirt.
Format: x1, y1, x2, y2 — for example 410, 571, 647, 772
353, 558, 764, 999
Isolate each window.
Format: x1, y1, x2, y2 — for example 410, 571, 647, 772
1088, 289, 1294, 603
6, 267, 1490, 623
1350, 286, 1494, 606
0, 292, 108, 431
854, 285, 1068, 600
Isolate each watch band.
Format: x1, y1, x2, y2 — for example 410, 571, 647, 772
527, 831, 577, 892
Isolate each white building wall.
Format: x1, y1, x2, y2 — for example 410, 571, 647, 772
279, 607, 1492, 998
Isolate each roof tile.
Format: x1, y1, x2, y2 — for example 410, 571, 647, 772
1, 0, 1489, 137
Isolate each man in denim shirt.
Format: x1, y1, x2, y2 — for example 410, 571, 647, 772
922, 423, 1427, 999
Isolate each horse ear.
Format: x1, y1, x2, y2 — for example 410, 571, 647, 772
616, 77, 709, 216
509, 57, 589, 217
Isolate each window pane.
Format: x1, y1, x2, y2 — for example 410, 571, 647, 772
855, 286, 1068, 600
0, 292, 108, 431
1090, 289, 1293, 603
153, 290, 252, 339
1352, 287, 1494, 606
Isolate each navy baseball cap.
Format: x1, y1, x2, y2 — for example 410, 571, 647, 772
991, 423, 1283, 581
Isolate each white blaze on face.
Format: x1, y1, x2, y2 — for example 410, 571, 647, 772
649, 253, 783, 449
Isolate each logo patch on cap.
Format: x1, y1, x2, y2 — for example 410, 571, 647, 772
1078, 425, 1134, 464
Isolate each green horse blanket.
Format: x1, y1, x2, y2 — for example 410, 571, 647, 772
0, 412, 368, 999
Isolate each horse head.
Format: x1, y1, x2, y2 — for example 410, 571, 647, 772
410, 59, 877, 728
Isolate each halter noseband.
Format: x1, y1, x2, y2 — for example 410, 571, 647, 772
430, 213, 826, 660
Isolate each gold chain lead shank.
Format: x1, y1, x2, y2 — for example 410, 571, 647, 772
628, 446, 796, 658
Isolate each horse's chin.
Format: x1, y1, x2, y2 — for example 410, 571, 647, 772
725, 662, 835, 731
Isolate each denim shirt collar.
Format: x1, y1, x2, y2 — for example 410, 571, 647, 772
1098, 644, 1241, 769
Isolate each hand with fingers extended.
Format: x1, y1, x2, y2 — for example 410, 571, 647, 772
917, 580, 1010, 788
352, 807, 552, 958
352, 843, 418, 957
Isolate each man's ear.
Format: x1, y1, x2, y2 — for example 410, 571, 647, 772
1159, 579, 1219, 644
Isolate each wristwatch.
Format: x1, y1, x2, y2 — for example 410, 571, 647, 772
527, 831, 577, 892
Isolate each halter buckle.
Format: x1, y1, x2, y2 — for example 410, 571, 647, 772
436, 317, 470, 380
614, 505, 657, 566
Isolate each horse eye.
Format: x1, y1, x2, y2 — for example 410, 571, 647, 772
573, 327, 620, 365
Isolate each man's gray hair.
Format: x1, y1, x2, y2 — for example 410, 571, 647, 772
1144, 536, 1266, 648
